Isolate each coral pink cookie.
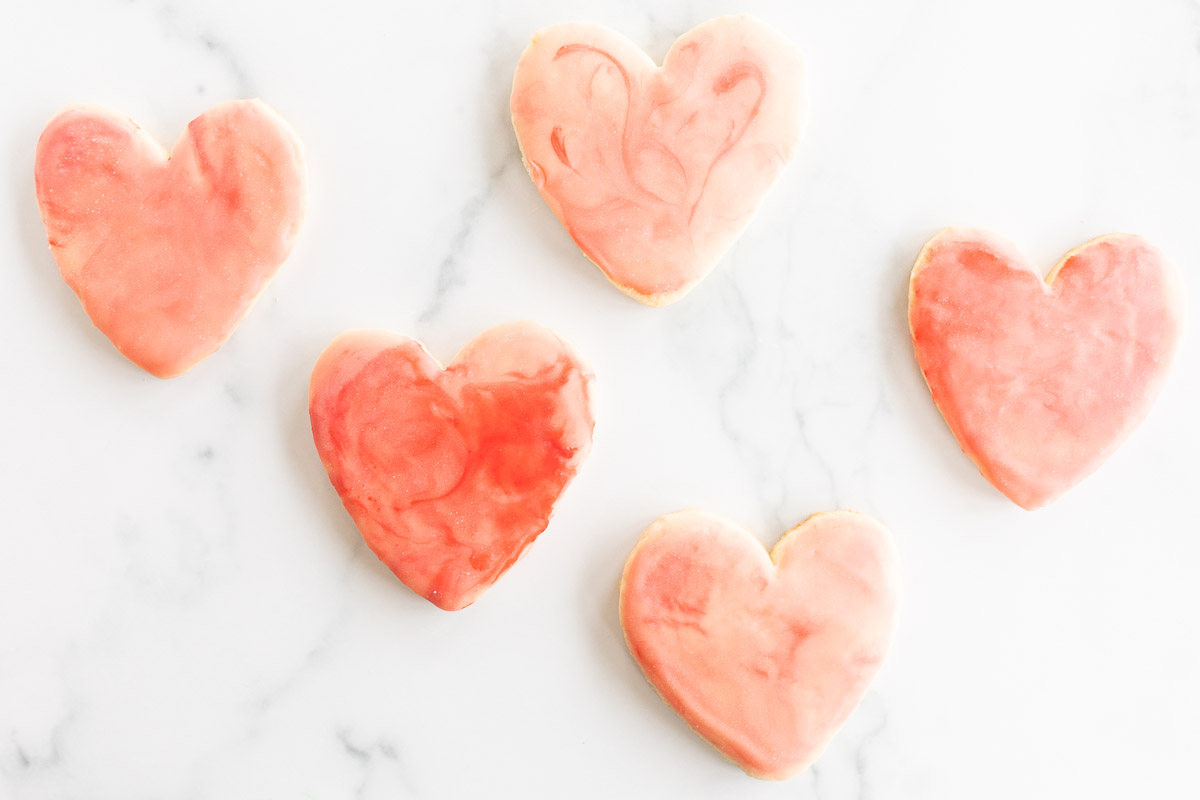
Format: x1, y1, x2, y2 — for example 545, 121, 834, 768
511, 16, 804, 306
309, 322, 595, 611
35, 100, 307, 378
909, 228, 1185, 509
620, 510, 900, 780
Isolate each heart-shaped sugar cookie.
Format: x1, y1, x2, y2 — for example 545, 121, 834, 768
511, 16, 804, 306
35, 100, 307, 377
908, 228, 1185, 509
309, 322, 595, 611
620, 510, 900, 780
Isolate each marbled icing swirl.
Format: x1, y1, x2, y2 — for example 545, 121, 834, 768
34, 100, 307, 377
909, 229, 1185, 509
309, 322, 595, 611
511, 16, 804, 306
620, 510, 900, 780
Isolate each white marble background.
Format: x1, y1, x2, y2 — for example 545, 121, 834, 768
2, 0, 1199, 797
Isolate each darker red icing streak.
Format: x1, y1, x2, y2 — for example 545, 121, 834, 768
550, 126, 571, 167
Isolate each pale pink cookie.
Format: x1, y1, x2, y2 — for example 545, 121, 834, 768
35, 100, 307, 378
309, 322, 595, 611
511, 16, 805, 306
909, 228, 1185, 509
620, 510, 900, 780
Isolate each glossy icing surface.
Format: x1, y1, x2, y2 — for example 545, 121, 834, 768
35, 100, 307, 378
511, 16, 804, 306
909, 228, 1185, 509
620, 510, 900, 780
309, 322, 595, 611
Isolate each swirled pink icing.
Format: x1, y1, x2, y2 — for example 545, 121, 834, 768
620, 510, 900, 780
909, 228, 1185, 509
511, 16, 804, 306
309, 322, 595, 611
34, 100, 307, 377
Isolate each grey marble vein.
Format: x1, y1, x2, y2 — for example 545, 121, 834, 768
852, 694, 890, 800
418, 159, 513, 325
338, 729, 414, 799
155, 3, 255, 97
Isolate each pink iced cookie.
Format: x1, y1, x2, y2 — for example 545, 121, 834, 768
620, 510, 900, 780
35, 100, 307, 377
309, 322, 595, 611
909, 228, 1185, 510
511, 16, 804, 306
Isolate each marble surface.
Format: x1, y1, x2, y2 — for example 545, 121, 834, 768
2, 0, 1198, 797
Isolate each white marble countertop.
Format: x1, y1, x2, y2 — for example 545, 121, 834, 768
2, 0, 1199, 797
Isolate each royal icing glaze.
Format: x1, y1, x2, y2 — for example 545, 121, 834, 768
309, 322, 595, 611
511, 16, 804, 306
620, 510, 900, 780
35, 100, 307, 378
909, 228, 1185, 509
